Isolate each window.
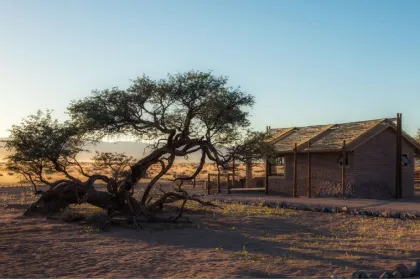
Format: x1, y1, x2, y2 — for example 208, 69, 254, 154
275, 156, 284, 166
269, 156, 285, 176
402, 154, 411, 166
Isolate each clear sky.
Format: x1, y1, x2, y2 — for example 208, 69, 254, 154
1, 0, 419, 138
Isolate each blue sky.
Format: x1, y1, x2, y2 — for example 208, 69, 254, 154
1, 0, 419, 138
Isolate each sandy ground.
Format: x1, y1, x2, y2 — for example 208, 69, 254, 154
1, 188, 420, 279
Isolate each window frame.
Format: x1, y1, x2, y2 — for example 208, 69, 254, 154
402, 154, 411, 166
269, 156, 286, 177
336, 152, 349, 166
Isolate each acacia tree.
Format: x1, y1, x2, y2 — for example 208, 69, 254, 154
5, 71, 275, 225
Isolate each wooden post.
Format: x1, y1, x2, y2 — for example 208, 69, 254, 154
395, 113, 398, 199
396, 113, 402, 199
245, 160, 253, 188
342, 140, 346, 198
293, 142, 298, 198
232, 158, 236, 187
265, 159, 269, 195
399, 113, 403, 198
307, 141, 312, 198
227, 174, 231, 194
207, 173, 211, 195
217, 173, 221, 193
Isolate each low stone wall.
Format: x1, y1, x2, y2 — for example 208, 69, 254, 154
346, 261, 420, 279
201, 195, 420, 220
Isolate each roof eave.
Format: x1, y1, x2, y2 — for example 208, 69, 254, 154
268, 128, 297, 144
275, 150, 294, 155
387, 123, 420, 153
275, 148, 344, 154
304, 148, 343, 153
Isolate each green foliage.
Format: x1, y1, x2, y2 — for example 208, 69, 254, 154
228, 130, 277, 163
68, 71, 254, 144
68, 70, 274, 167
3, 110, 87, 186
5, 110, 84, 161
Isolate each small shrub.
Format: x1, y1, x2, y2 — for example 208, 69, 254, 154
85, 209, 107, 224
81, 225, 100, 233
7, 172, 14, 176
0, 173, 3, 176
61, 208, 85, 222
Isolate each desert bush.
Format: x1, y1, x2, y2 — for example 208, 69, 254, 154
7, 172, 14, 176
61, 208, 85, 222
85, 209, 107, 224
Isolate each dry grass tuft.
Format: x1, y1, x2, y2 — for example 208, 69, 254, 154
0, 189, 37, 206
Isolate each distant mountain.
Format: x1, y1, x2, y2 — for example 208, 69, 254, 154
80, 141, 207, 162
79, 141, 152, 161
0, 139, 203, 162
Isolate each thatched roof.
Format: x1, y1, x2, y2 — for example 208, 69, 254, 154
274, 124, 333, 152
304, 119, 385, 152
267, 127, 295, 143
270, 118, 420, 154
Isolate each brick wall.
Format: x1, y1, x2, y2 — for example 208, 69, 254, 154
352, 127, 415, 198
268, 153, 354, 197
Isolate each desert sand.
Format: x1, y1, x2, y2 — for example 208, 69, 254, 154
1, 185, 420, 279
1, 160, 419, 278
